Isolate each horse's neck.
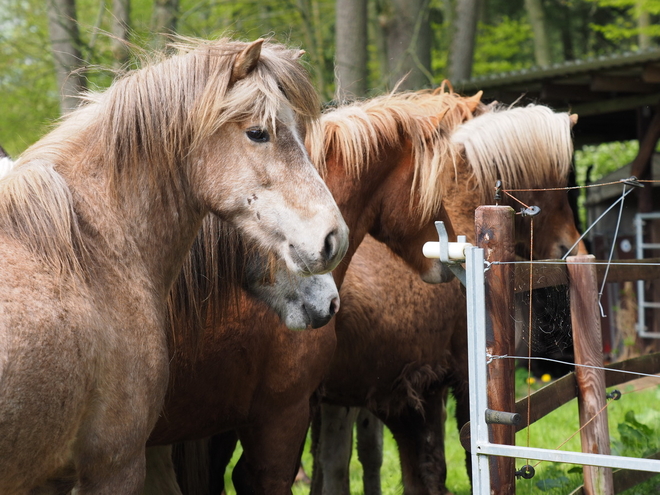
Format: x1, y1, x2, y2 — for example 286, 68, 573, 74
441, 160, 482, 244
60, 159, 204, 299
323, 143, 404, 286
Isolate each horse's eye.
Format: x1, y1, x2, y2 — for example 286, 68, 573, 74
246, 128, 270, 143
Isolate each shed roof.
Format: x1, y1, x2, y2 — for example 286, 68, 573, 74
454, 49, 660, 146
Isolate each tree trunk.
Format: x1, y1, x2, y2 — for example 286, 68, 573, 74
47, 0, 87, 114
560, 4, 575, 61
296, 0, 329, 100
524, 0, 552, 67
638, 1, 651, 50
112, 0, 131, 66
151, 0, 179, 48
382, 0, 432, 91
335, 0, 368, 100
447, 0, 480, 83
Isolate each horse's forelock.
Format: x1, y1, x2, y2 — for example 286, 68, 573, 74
450, 104, 574, 204
39, 38, 318, 196
190, 40, 319, 149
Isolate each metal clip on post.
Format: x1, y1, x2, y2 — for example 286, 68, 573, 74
519, 205, 541, 217
494, 180, 502, 205
422, 221, 472, 287
621, 176, 643, 188
515, 465, 535, 480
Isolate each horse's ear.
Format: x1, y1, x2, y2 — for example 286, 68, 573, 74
569, 113, 578, 128
429, 108, 450, 128
433, 79, 453, 95
465, 90, 483, 113
295, 50, 305, 60
231, 39, 264, 83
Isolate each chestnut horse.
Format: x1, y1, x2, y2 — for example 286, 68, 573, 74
144, 90, 486, 494
0, 38, 348, 494
313, 103, 588, 495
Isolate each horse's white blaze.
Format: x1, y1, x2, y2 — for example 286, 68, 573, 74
210, 103, 348, 276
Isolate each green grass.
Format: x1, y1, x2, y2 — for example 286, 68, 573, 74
223, 378, 660, 495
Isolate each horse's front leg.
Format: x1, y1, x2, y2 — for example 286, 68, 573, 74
310, 403, 358, 495
356, 408, 384, 495
72, 448, 147, 494
75, 341, 169, 494
234, 400, 312, 495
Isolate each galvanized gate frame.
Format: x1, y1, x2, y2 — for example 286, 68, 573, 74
424, 221, 660, 494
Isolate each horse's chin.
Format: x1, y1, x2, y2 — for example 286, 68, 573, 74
283, 311, 311, 331
282, 294, 339, 331
419, 260, 455, 284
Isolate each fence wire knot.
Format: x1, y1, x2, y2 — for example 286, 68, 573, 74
486, 353, 507, 364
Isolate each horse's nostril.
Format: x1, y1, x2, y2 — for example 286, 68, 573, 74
323, 229, 338, 261
329, 296, 340, 317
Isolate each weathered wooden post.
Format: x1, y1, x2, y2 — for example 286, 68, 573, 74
567, 254, 614, 495
475, 205, 517, 494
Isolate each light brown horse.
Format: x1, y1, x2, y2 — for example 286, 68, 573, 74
0, 37, 348, 494
313, 102, 588, 495
0, 149, 340, 334
145, 90, 486, 494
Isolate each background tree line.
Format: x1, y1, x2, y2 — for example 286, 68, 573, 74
0, 0, 658, 157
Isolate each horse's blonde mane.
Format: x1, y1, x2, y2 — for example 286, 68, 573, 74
451, 104, 574, 203
6, 37, 318, 280
307, 89, 482, 223
0, 161, 88, 280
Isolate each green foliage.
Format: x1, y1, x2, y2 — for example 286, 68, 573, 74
587, 0, 660, 46
574, 140, 639, 184
3, 0, 660, 155
613, 410, 657, 457
0, 0, 58, 156
573, 140, 639, 228
472, 17, 535, 76
534, 464, 571, 491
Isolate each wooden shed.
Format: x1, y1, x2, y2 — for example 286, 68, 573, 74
455, 50, 660, 356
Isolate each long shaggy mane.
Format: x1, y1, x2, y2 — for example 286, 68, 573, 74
306, 87, 483, 224
451, 103, 574, 203
2, 37, 318, 294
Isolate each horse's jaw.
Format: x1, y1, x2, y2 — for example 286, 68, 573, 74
420, 260, 456, 284
247, 271, 340, 331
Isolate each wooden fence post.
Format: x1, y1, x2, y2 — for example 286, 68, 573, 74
475, 205, 516, 494
567, 255, 614, 495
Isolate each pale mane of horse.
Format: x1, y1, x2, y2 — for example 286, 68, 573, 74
306, 89, 481, 224
1, 38, 319, 283
451, 103, 574, 203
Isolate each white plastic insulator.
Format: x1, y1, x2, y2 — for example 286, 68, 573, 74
423, 242, 441, 259
422, 241, 472, 260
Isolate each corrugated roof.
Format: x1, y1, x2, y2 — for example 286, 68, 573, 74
455, 48, 660, 92
451, 49, 660, 145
